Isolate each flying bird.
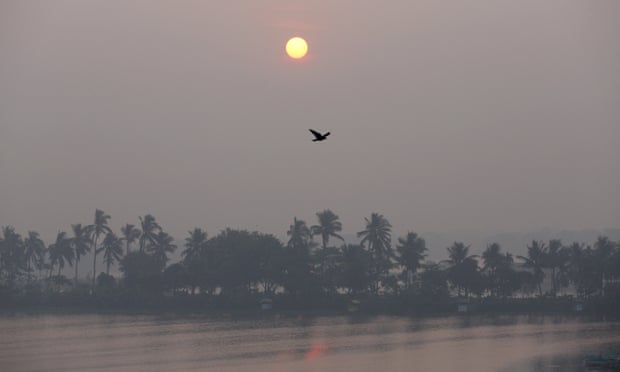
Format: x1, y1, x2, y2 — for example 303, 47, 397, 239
309, 129, 330, 142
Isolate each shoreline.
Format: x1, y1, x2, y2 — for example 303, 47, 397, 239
2, 296, 619, 320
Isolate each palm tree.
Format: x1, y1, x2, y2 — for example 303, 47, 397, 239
120, 223, 141, 256
482, 243, 505, 297
0, 226, 25, 288
24, 231, 45, 282
48, 231, 74, 277
139, 215, 161, 252
357, 213, 393, 293
87, 209, 112, 290
311, 209, 344, 249
517, 240, 546, 296
357, 212, 392, 259
566, 242, 595, 297
445, 242, 479, 297
395, 232, 427, 289
446, 242, 477, 266
593, 236, 616, 296
286, 217, 313, 253
181, 228, 208, 295
546, 239, 566, 296
100, 232, 123, 275
148, 231, 177, 265
70, 224, 91, 283
284, 218, 315, 295
482, 243, 503, 271
482, 243, 521, 298
182, 228, 207, 262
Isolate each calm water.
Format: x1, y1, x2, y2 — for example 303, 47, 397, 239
1, 313, 619, 371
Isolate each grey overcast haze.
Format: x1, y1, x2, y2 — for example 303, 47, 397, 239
1, 0, 619, 249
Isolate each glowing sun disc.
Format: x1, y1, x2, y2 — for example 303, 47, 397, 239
286, 37, 308, 59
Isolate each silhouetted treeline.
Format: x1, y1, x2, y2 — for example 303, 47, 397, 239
1, 209, 619, 314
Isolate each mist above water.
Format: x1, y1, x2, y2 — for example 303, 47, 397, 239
1, 314, 618, 371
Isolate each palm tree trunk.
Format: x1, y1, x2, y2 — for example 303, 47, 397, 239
92, 235, 99, 291
406, 270, 411, 289
74, 256, 79, 283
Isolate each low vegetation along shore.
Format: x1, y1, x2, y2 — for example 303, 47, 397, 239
1, 209, 619, 316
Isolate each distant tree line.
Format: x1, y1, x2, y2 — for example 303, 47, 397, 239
1, 209, 619, 311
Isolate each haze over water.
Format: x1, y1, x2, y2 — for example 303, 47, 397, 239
1, 314, 619, 371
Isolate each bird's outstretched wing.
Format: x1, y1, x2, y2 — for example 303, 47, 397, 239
309, 129, 322, 139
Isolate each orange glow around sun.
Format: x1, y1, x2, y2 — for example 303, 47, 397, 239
286, 37, 308, 59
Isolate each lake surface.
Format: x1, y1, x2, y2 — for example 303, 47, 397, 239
1, 313, 619, 371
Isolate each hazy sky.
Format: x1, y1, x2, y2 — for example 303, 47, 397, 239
1, 0, 619, 243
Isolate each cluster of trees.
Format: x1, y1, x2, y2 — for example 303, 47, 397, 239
1, 209, 619, 307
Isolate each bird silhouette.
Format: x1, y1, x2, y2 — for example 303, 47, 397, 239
309, 129, 330, 142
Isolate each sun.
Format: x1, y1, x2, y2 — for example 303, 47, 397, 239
286, 37, 308, 59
